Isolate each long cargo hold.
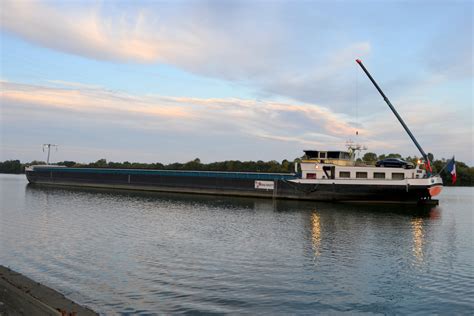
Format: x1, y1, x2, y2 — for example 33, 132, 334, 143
25, 151, 443, 205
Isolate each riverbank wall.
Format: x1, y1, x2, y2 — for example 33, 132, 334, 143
0, 265, 97, 315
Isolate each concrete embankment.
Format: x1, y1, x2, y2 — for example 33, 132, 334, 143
0, 265, 97, 315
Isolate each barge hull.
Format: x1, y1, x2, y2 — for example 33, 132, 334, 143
26, 168, 439, 204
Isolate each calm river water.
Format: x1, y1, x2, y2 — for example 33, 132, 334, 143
0, 174, 473, 315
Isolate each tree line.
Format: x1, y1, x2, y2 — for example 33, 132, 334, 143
0, 158, 296, 174
1, 153, 472, 186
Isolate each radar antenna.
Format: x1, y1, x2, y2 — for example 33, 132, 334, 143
346, 140, 367, 160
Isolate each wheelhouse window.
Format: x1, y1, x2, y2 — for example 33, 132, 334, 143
392, 173, 404, 180
319, 152, 327, 159
356, 172, 368, 179
374, 172, 385, 179
339, 171, 350, 178
307, 173, 316, 179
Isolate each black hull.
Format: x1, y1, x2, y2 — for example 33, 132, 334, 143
25, 168, 438, 205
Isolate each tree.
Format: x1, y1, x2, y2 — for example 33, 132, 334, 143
91, 159, 107, 168
152, 162, 165, 170
27, 160, 46, 166
404, 156, 419, 165
362, 152, 378, 164
183, 158, 202, 170
56, 161, 76, 167
0, 160, 22, 174
281, 159, 291, 172
427, 153, 434, 162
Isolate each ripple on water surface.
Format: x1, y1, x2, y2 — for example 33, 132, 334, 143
0, 175, 473, 314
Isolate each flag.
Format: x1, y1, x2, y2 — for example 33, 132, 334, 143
446, 157, 457, 184
425, 159, 432, 173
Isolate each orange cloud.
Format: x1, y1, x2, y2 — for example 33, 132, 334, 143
1, 81, 189, 118
1, 80, 360, 147
0, 1, 167, 63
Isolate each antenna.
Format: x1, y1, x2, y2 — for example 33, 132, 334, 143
42, 144, 58, 164
345, 140, 367, 160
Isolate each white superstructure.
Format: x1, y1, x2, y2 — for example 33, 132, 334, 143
292, 150, 443, 196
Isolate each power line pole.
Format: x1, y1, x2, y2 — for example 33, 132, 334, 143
43, 144, 58, 164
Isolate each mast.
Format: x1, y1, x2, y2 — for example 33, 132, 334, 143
355, 59, 432, 173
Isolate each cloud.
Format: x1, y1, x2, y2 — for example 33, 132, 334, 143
0, 1, 286, 71
0, 80, 359, 145
1, 1, 471, 103
0, 0, 372, 110
1, 79, 471, 163
260, 42, 371, 107
0, 1, 162, 63
0, 81, 189, 121
1, 1, 471, 163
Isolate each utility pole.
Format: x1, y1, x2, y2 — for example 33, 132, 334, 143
43, 144, 58, 164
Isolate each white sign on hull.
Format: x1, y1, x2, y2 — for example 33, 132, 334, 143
255, 180, 274, 190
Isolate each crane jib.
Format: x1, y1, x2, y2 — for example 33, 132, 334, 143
355, 59, 432, 173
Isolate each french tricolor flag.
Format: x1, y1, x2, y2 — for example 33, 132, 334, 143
446, 157, 457, 184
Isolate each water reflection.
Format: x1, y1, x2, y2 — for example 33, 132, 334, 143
25, 183, 439, 216
310, 212, 321, 257
411, 217, 425, 264
25, 183, 261, 210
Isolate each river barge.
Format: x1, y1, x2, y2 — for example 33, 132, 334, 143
25, 149, 443, 204
25, 60, 446, 204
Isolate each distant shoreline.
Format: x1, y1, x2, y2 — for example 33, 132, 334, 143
0, 265, 97, 315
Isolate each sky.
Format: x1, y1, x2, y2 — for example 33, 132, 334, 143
0, 0, 472, 165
